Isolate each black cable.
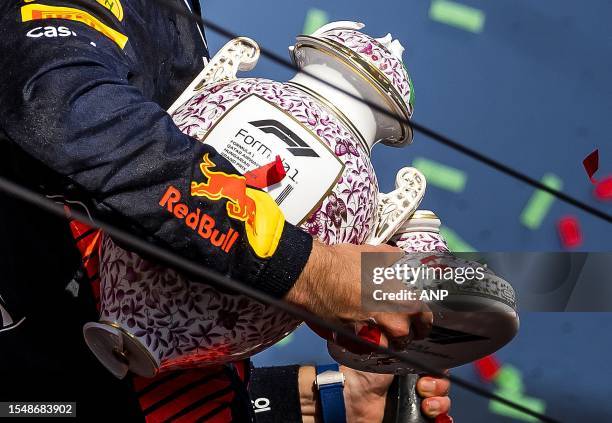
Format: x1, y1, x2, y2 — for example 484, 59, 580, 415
0, 174, 560, 423
155, 0, 611, 225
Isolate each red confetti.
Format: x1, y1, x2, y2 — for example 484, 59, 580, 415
594, 176, 612, 201
244, 155, 286, 188
306, 322, 383, 355
330, 324, 383, 355
474, 355, 501, 382
557, 216, 582, 248
582, 149, 599, 183
357, 324, 382, 346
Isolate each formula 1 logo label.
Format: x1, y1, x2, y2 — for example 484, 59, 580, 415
199, 94, 344, 225
0, 294, 26, 334
248, 120, 319, 157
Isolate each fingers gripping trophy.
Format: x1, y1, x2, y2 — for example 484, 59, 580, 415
83, 21, 519, 421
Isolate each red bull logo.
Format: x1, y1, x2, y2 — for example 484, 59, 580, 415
185, 154, 286, 258
190, 154, 256, 226
159, 186, 240, 253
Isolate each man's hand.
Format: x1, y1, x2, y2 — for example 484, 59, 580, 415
415, 373, 452, 421
299, 366, 452, 422
341, 367, 390, 423
342, 367, 452, 423
286, 241, 433, 350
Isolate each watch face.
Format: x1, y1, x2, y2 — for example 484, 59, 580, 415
316, 366, 347, 422
316, 368, 345, 388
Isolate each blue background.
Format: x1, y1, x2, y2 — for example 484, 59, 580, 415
199, 1, 612, 421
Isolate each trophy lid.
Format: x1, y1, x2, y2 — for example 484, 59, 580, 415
291, 21, 414, 146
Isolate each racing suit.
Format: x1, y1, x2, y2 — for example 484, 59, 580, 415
0, 0, 311, 421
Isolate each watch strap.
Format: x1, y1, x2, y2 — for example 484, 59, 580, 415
316, 364, 346, 423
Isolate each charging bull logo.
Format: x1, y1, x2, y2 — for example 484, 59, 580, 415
159, 154, 285, 258
191, 154, 257, 226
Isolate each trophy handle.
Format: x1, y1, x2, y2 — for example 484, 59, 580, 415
167, 37, 260, 115
367, 167, 426, 245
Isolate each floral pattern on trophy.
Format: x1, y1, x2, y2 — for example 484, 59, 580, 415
392, 231, 450, 253
173, 78, 379, 245
100, 234, 300, 370
320, 29, 413, 114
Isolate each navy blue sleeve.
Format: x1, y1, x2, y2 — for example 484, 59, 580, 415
0, 1, 312, 297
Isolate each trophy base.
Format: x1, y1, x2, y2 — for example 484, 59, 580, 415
83, 322, 158, 379
328, 299, 519, 374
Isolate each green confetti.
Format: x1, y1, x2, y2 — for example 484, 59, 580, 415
275, 333, 295, 347
440, 226, 476, 252
412, 157, 467, 193
303, 8, 329, 35
520, 174, 563, 230
494, 365, 524, 393
489, 390, 546, 422
407, 73, 416, 109
429, 0, 485, 33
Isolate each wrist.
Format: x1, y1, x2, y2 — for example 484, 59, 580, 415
286, 241, 333, 310
299, 366, 318, 423
256, 224, 314, 298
